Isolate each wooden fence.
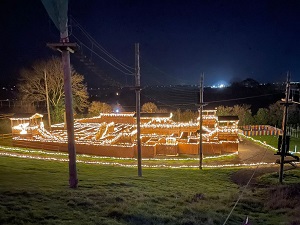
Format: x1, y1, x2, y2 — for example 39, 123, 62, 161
240, 125, 282, 136
0, 133, 12, 139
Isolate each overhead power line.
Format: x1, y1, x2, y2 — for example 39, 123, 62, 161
206, 93, 283, 104
69, 16, 134, 75
140, 56, 188, 85
72, 35, 134, 76
141, 89, 283, 110
71, 16, 134, 70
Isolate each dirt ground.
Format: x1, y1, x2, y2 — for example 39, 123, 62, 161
237, 138, 278, 164
231, 138, 299, 185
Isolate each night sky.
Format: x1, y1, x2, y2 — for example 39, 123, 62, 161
1, 0, 300, 87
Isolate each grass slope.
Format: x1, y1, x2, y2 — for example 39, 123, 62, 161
251, 135, 300, 153
1, 156, 298, 225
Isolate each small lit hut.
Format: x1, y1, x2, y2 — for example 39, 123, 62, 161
10, 113, 44, 137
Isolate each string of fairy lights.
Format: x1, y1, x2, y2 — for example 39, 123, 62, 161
240, 133, 277, 151
6, 110, 299, 168
1, 137, 298, 168
11, 112, 240, 149
0, 151, 278, 168
0, 145, 238, 161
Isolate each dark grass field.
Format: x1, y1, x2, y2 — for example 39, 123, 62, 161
251, 135, 300, 153
1, 156, 300, 225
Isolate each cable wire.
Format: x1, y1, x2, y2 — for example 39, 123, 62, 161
206, 93, 283, 104
222, 147, 268, 225
70, 16, 134, 72
72, 34, 134, 76
140, 56, 188, 85
141, 87, 282, 110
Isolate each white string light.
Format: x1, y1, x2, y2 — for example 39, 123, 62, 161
0, 151, 287, 168
240, 133, 278, 151
2, 145, 298, 169
0, 145, 238, 161
8, 110, 242, 158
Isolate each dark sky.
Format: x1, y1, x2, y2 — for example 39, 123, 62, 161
1, 0, 300, 87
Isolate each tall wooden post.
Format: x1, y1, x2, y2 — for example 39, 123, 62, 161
135, 43, 142, 177
61, 30, 78, 188
199, 74, 204, 170
41, 0, 78, 189
44, 71, 52, 131
279, 73, 290, 183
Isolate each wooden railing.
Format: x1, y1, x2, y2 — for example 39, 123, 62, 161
0, 133, 12, 139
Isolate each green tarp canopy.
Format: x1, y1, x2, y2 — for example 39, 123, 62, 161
41, 0, 68, 34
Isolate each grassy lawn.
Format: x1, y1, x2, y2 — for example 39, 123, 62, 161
1, 156, 299, 225
0, 137, 12, 147
250, 135, 300, 153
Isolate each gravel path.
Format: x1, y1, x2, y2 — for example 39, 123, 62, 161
237, 138, 278, 164
231, 138, 299, 185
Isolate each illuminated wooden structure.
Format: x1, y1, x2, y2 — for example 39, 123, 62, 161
217, 116, 239, 141
11, 111, 239, 158
201, 109, 218, 129
10, 113, 44, 137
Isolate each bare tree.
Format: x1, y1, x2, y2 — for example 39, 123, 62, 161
18, 57, 89, 123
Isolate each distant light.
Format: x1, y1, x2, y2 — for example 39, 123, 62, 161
115, 109, 119, 113
211, 81, 228, 89
116, 92, 119, 96
211, 84, 225, 88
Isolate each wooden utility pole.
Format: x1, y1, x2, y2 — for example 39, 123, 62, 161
44, 71, 51, 131
41, 0, 78, 188
199, 73, 204, 170
275, 73, 299, 183
279, 73, 291, 183
61, 29, 78, 188
135, 43, 142, 177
